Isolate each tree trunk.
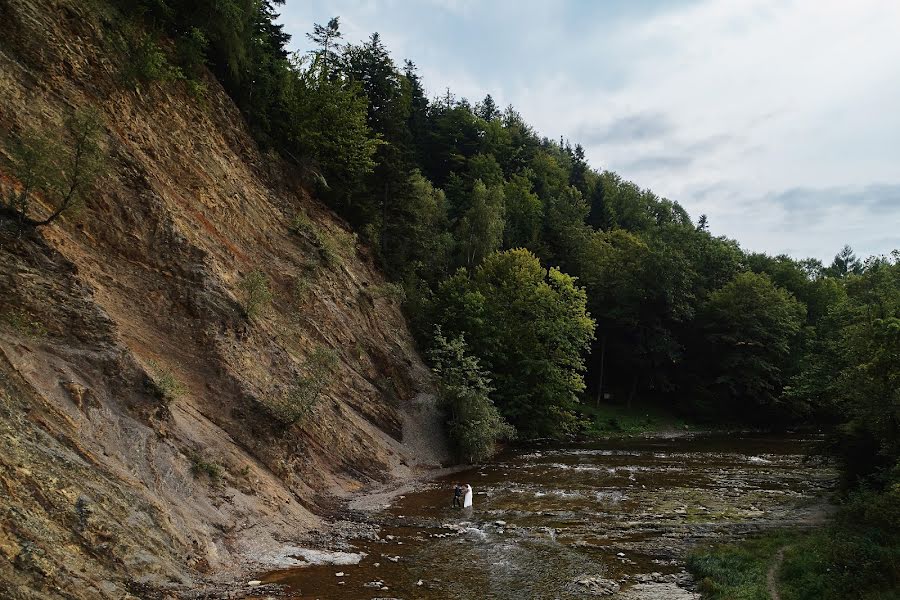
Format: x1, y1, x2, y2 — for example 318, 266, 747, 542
596, 335, 606, 407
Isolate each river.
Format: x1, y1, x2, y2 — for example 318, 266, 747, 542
261, 433, 835, 599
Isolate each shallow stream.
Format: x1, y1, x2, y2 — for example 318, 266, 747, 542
262, 433, 835, 599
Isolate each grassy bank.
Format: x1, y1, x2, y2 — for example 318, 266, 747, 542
578, 402, 696, 436
688, 485, 900, 599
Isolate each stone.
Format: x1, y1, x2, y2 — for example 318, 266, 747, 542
574, 575, 620, 596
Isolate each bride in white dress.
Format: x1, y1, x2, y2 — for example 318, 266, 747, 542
463, 483, 473, 508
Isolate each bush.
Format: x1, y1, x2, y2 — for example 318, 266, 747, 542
288, 211, 357, 269
429, 327, 514, 463
320, 228, 357, 268
264, 346, 339, 425
289, 210, 317, 239
1, 309, 47, 338
688, 532, 792, 599
148, 362, 185, 404
240, 269, 272, 319
123, 30, 185, 86
188, 452, 223, 481
369, 282, 406, 303
2, 109, 105, 227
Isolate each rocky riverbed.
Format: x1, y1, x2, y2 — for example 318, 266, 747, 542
256, 433, 835, 599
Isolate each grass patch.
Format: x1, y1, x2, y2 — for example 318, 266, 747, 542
288, 210, 356, 268
1, 309, 47, 338
578, 402, 694, 436
147, 361, 185, 404
368, 282, 406, 303
688, 531, 797, 600
689, 498, 900, 600
188, 452, 224, 481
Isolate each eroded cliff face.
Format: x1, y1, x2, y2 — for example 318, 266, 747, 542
0, 1, 448, 597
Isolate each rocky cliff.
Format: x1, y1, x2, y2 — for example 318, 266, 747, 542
0, 1, 448, 597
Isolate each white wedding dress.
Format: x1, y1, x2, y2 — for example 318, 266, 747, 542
463, 485, 473, 508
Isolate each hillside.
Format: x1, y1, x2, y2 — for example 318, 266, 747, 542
0, 1, 448, 597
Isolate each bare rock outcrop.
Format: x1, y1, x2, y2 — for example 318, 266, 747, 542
0, 0, 448, 597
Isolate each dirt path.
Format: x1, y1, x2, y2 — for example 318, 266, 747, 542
767, 545, 788, 600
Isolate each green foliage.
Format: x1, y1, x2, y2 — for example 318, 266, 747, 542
288, 210, 317, 238
318, 227, 357, 267
788, 257, 900, 487
456, 180, 505, 268
289, 210, 356, 267
239, 270, 272, 319
689, 483, 900, 599
691, 271, 806, 420
147, 362, 185, 404
433, 249, 595, 437
429, 328, 514, 462
122, 30, 185, 86
503, 172, 542, 248
188, 452, 224, 481
2, 109, 105, 227
264, 346, 339, 425
369, 282, 407, 303
688, 532, 794, 600
0, 309, 48, 338
578, 403, 694, 436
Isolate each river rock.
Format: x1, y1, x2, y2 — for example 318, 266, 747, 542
574, 575, 620, 596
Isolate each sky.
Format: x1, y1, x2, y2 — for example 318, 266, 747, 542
277, 0, 900, 262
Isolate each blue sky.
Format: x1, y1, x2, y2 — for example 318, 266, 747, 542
278, 0, 900, 262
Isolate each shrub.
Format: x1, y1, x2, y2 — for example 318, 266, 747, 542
1, 309, 47, 338
264, 346, 339, 425
2, 109, 105, 227
240, 269, 272, 319
289, 211, 317, 238
318, 228, 357, 268
188, 452, 223, 481
369, 282, 406, 303
288, 211, 356, 268
429, 327, 514, 463
123, 30, 185, 86
148, 362, 185, 404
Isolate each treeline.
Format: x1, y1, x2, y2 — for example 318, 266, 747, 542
118, 2, 897, 489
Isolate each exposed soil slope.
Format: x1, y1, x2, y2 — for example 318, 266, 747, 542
0, 1, 448, 597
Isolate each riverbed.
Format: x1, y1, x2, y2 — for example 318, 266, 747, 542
261, 433, 835, 599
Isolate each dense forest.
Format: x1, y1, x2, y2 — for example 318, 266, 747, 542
11, 1, 895, 594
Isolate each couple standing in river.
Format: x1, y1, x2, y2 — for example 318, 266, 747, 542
452, 483, 473, 508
